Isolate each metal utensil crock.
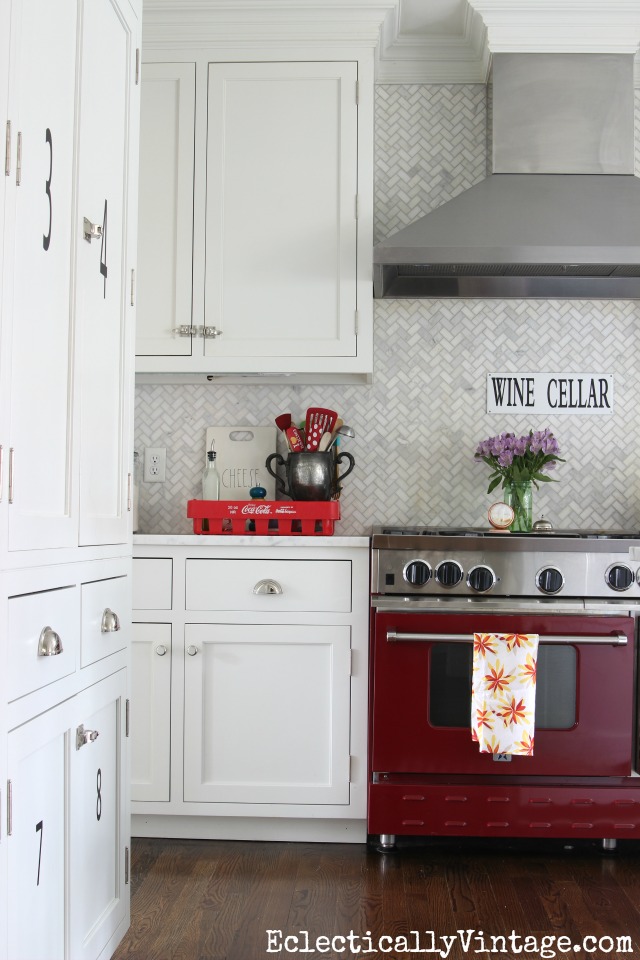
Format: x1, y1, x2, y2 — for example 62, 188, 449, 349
265, 450, 355, 501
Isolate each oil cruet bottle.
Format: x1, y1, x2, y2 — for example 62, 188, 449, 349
202, 443, 220, 501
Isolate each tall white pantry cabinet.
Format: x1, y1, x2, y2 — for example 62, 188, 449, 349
0, 0, 140, 958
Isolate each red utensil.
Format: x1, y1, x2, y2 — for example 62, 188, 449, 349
305, 407, 338, 451
285, 425, 305, 452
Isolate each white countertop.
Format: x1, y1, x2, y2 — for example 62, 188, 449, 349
133, 533, 370, 548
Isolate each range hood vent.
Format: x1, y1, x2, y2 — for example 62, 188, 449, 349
373, 53, 640, 299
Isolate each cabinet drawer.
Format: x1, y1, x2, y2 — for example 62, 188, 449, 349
133, 558, 173, 609
81, 575, 130, 667
8, 586, 79, 701
185, 558, 352, 612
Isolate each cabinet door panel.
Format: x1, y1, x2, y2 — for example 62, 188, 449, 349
69, 672, 127, 960
205, 61, 358, 359
131, 622, 171, 801
136, 62, 195, 357
7, 704, 69, 960
184, 622, 351, 804
7, 0, 78, 551
77, 0, 136, 545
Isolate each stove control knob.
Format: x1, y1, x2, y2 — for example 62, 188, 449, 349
435, 560, 463, 588
536, 566, 564, 595
403, 559, 431, 587
605, 563, 634, 591
467, 565, 496, 594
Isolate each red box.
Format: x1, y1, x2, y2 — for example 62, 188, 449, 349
187, 499, 340, 536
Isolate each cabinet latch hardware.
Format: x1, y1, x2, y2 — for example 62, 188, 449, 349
83, 217, 103, 242
203, 326, 223, 339
76, 724, 100, 750
37, 626, 63, 657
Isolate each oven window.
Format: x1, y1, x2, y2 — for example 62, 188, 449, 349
428, 643, 577, 729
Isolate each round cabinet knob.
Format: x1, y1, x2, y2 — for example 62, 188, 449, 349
435, 560, 463, 588
605, 564, 634, 592
467, 565, 496, 594
403, 560, 431, 587
156, 645, 168, 656
101, 607, 121, 633
37, 625, 63, 657
186, 645, 198, 656
537, 566, 564, 595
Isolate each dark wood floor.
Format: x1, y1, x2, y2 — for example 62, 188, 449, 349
113, 835, 640, 960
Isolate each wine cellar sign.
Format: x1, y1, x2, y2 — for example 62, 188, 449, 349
487, 373, 614, 415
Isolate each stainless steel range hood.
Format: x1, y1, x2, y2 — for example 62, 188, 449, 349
373, 53, 640, 299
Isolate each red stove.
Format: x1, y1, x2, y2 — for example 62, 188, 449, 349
369, 526, 640, 850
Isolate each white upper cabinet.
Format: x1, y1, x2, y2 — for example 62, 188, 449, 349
76, 0, 139, 546
136, 62, 195, 358
4, 0, 79, 552
204, 61, 358, 361
135, 51, 374, 381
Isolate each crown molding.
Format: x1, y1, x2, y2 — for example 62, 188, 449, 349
376, 5, 490, 83
468, 0, 640, 54
142, 0, 398, 48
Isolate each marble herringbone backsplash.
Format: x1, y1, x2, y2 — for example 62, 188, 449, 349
135, 87, 640, 537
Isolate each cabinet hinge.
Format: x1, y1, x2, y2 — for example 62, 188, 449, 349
355, 195, 359, 220
126, 698, 130, 737
15, 131, 22, 186
8, 446, 14, 504
4, 121, 10, 177
355, 81, 360, 105
354, 311, 359, 336
6, 780, 12, 837
130, 268, 135, 306
125, 845, 130, 884
127, 473, 132, 512
348, 756, 353, 783
135, 48, 140, 85
0, 444, 3, 503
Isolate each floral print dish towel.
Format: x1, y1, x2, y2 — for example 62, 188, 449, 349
471, 633, 539, 756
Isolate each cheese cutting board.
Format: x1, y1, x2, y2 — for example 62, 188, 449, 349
205, 425, 277, 500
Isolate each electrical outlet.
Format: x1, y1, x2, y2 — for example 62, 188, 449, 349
144, 447, 166, 482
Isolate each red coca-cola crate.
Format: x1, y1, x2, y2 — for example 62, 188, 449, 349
187, 499, 340, 536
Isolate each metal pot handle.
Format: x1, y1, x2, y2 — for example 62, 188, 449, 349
265, 453, 287, 495
335, 451, 355, 484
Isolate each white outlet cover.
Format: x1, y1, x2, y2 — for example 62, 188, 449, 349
144, 447, 166, 482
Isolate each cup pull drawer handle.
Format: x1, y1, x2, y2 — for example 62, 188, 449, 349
253, 579, 283, 596
38, 626, 63, 657
101, 607, 121, 633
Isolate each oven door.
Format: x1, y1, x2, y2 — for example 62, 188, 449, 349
371, 610, 636, 777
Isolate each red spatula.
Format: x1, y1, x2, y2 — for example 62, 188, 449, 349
305, 407, 338, 451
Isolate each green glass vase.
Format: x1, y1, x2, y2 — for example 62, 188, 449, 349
504, 480, 533, 532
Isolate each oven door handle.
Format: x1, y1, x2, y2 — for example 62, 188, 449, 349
386, 631, 628, 646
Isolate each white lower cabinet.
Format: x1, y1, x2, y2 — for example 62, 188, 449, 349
7, 670, 128, 960
183, 622, 351, 805
131, 622, 171, 802
131, 540, 369, 842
